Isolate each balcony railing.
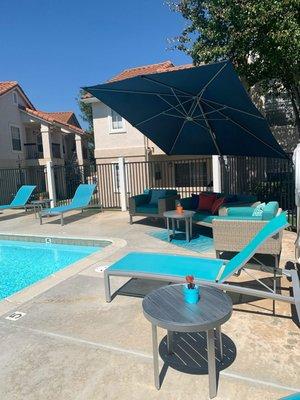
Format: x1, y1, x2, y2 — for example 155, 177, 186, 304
24, 143, 43, 160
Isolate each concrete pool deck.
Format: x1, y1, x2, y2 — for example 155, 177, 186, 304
0, 208, 299, 399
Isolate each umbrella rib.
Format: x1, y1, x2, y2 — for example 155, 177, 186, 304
196, 99, 223, 156
141, 75, 194, 97
197, 61, 229, 97
200, 98, 287, 158
202, 98, 265, 119
171, 88, 188, 116
134, 97, 193, 127
169, 120, 188, 154
86, 87, 189, 97
157, 94, 188, 118
169, 100, 214, 154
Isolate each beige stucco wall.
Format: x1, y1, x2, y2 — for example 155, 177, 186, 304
0, 89, 27, 167
92, 101, 165, 162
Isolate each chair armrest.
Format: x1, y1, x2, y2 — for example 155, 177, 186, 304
129, 194, 149, 214
212, 219, 283, 255
226, 207, 257, 217
158, 195, 179, 214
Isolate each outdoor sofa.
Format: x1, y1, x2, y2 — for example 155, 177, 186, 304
213, 201, 282, 265
104, 213, 300, 320
180, 192, 258, 227
129, 188, 179, 224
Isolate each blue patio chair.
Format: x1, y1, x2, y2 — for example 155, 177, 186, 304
0, 185, 36, 211
104, 213, 300, 319
39, 184, 96, 226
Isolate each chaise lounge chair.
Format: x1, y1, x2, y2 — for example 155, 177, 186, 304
0, 185, 36, 212
104, 213, 300, 319
39, 184, 96, 226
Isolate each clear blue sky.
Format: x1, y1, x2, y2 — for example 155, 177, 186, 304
0, 0, 191, 128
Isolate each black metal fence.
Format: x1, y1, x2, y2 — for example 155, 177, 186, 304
0, 165, 47, 204
221, 155, 296, 229
53, 162, 121, 208
124, 157, 212, 201
0, 156, 296, 230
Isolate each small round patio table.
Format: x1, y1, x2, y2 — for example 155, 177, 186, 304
163, 210, 195, 242
142, 284, 232, 399
30, 199, 52, 218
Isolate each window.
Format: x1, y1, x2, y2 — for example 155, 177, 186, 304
174, 161, 208, 187
109, 108, 125, 132
12, 91, 18, 105
11, 126, 21, 151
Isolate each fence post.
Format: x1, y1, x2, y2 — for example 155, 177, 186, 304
46, 161, 56, 207
212, 155, 222, 193
118, 157, 127, 211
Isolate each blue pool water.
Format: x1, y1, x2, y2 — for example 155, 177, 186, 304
0, 240, 102, 299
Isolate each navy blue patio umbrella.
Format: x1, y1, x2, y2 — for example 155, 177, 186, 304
83, 61, 287, 159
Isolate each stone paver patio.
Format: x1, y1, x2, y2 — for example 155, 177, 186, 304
0, 209, 299, 400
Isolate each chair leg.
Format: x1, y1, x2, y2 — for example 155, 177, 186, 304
273, 255, 279, 315
39, 212, 43, 225
216, 250, 221, 259
129, 215, 133, 225
60, 213, 64, 226
104, 272, 111, 302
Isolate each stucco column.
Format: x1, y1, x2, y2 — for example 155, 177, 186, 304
41, 123, 52, 160
75, 134, 84, 165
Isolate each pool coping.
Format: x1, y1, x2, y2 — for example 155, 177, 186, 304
0, 232, 127, 316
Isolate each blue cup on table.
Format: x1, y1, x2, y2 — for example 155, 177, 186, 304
183, 284, 200, 304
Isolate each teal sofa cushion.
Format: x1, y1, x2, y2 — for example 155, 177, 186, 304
149, 189, 166, 204
136, 204, 158, 214
262, 201, 279, 220
227, 207, 256, 217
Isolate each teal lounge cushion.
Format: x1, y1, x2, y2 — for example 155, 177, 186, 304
136, 204, 158, 214
149, 189, 166, 205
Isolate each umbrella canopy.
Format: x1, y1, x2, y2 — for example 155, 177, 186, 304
84, 61, 287, 159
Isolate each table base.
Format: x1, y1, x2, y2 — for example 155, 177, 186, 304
151, 325, 223, 399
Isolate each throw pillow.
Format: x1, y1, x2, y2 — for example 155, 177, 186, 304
149, 189, 166, 205
191, 193, 200, 209
211, 197, 225, 215
198, 192, 217, 212
252, 202, 266, 217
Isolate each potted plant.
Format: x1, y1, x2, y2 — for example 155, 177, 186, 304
183, 275, 200, 304
176, 200, 183, 214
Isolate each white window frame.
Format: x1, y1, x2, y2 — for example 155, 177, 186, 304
10, 124, 22, 152
108, 108, 126, 134
12, 91, 18, 105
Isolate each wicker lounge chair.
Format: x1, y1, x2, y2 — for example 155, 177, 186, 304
104, 214, 300, 319
39, 184, 96, 226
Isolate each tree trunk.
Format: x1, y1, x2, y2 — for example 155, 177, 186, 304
289, 86, 300, 139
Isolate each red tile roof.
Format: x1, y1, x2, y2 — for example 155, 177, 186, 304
0, 81, 84, 133
82, 61, 194, 98
0, 81, 18, 96
24, 108, 85, 134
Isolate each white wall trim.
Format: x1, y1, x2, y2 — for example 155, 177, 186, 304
108, 108, 126, 134
9, 123, 23, 153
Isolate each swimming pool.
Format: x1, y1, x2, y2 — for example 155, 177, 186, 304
0, 239, 104, 299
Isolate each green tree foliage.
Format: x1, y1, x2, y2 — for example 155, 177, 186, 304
169, 0, 300, 135
77, 89, 94, 133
